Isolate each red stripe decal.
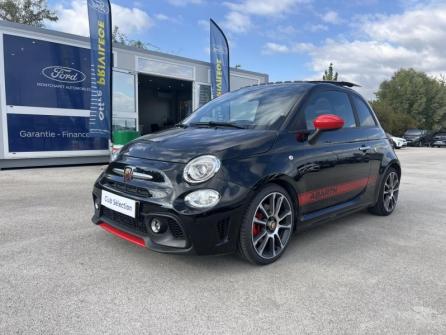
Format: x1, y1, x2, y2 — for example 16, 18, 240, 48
99, 222, 145, 248
298, 176, 377, 206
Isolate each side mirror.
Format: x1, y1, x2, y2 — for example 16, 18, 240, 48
314, 114, 344, 130
308, 114, 344, 144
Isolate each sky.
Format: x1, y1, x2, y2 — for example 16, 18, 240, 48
45, 0, 446, 99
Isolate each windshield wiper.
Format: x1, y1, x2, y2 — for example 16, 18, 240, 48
189, 121, 246, 129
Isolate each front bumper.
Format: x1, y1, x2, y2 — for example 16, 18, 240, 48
404, 138, 421, 146
92, 181, 252, 256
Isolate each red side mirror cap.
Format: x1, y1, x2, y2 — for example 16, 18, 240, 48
313, 114, 344, 131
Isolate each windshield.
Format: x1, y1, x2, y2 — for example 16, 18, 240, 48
183, 84, 307, 130
405, 129, 422, 135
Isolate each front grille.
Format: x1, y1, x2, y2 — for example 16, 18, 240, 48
101, 206, 147, 234
101, 179, 151, 198
109, 166, 166, 183
166, 217, 185, 239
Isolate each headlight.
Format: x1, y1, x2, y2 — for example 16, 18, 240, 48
183, 155, 221, 184
185, 189, 220, 209
110, 144, 123, 162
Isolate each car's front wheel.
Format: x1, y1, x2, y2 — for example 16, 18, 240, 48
238, 185, 294, 265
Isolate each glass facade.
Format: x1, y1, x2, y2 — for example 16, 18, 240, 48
112, 70, 137, 131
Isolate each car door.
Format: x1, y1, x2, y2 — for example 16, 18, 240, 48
351, 93, 389, 203
291, 89, 372, 214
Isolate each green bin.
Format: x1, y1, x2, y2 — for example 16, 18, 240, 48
111, 130, 140, 161
112, 130, 140, 145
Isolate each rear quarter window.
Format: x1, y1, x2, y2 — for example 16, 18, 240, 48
352, 95, 376, 127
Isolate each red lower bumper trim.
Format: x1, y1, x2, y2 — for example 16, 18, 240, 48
99, 222, 145, 248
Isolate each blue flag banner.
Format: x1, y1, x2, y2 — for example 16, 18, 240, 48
210, 19, 230, 99
87, 0, 112, 138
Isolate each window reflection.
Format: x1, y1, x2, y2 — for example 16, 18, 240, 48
113, 118, 136, 131
113, 71, 135, 114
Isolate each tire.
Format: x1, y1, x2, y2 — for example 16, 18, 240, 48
238, 184, 295, 265
368, 167, 400, 216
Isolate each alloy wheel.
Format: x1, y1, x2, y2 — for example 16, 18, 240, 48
383, 171, 399, 212
251, 192, 293, 259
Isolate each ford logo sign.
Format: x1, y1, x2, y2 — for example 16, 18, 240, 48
88, 0, 109, 14
41, 66, 86, 84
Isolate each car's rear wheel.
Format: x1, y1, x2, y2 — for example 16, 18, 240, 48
238, 184, 294, 265
369, 167, 400, 216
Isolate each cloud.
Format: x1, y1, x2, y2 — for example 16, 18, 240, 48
306, 23, 328, 32
224, 0, 309, 16
155, 13, 181, 24
263, 41, 314, 54
221, 0, 309, 34
321, 10, 341, 24
222, 11, 252, 33
262, 42, 289, 54
197, 19, 209, 30
277, 25, 298, 35
263, 3, 446, 99
47, 0, 153, 37
167, 0, 202, 6
155, 13, 169, 21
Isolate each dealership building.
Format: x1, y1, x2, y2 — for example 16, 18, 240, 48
0, 20, 268, 169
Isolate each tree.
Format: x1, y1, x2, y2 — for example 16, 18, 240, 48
370, 100, 417, 136
374, 69, 446, 133
0, 0, 57, 27
323, 62, 338, 81
112, 25, 148, 50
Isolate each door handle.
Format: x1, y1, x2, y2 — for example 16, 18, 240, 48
359, 146, 371, 152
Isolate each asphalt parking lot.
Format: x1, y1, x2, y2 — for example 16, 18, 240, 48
1, 148, 446, 334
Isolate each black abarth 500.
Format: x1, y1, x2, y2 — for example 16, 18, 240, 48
92, 81, 401, 265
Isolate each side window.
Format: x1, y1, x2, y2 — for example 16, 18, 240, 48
304, 91, 356, 130
352, 95, 376, 127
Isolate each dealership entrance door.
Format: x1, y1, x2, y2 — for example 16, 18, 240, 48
137, 74, 193, 135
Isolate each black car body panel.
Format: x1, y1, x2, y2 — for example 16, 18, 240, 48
121, 128, 278, 162
92, 82, 400, 256
431, 131, 446, 147
403, 128, 428, 146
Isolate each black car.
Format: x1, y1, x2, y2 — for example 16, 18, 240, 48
92, 81, 401, 265
431, 130, 446, 147
403, 128, 428, 146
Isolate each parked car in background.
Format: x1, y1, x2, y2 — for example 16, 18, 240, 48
431, 130, 446, 147
387, 133, 407, 149
403, 128, 428, 146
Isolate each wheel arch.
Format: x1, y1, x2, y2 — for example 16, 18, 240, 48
252, 175, 300, 229
385, 159, 401, 179
373, 159, 401, 205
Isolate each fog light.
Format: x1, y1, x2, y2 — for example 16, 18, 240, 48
184, 189, 220, 209
150, 218, 164, 234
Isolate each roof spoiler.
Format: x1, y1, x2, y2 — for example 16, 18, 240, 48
308, 80, 361, 88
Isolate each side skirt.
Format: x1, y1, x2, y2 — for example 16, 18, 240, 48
296, 196, 374, 231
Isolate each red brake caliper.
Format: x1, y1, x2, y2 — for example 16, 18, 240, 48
253, 212, 262, 237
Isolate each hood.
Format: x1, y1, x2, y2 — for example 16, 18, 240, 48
121, 127, 278, 163
392, 136, 405, 141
